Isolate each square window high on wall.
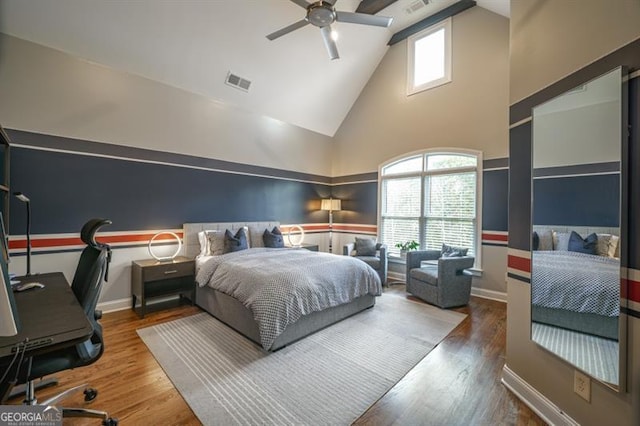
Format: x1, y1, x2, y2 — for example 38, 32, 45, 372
407, 18, 451, 95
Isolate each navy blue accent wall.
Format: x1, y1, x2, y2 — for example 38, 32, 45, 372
10, 147, 329, 234
533, 174, 620, 227
331, 182, 378, 225
508, 122, 532, 251
482, 169, 508, 231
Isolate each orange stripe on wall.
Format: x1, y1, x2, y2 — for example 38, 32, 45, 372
9, 232, 184, 250
508, 255, 531, 273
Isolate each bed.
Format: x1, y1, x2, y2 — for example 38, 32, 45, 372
531, 226, 620, 340
183, 222, 382, 351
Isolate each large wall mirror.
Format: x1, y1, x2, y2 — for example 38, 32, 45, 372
531, 67, 627, 389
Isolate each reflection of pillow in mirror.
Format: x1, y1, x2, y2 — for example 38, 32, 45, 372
568, 231, 597, 255
611, 234, 620, 258
537, 230, 554, 251
594, 233, 620, 257
532, 232, 539, 250
553, 232, 571, 251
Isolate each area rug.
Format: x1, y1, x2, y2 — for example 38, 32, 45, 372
137, 293, 466, 425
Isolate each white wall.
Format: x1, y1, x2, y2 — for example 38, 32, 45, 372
331, 6, 509, 177
0, 34, 334, 177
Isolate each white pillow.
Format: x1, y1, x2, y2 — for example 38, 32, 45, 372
552, 231, 571, 251
537, 230, 554, 251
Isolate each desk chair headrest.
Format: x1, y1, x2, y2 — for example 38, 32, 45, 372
80, 218, 112, 248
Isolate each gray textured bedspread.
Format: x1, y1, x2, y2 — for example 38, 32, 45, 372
531, 251, 619, 317
196, 248, 382, 349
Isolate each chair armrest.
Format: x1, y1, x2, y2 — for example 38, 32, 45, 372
438, 256, 475, 276
375, 243, 388, 258
406, 250, 440, 269
343, 243, 355, 256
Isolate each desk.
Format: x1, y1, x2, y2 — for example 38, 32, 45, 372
0, 273, 93, 362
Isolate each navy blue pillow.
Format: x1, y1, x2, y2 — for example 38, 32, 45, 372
263, 227, 284, 248
224, 228, 248, 253
567, 231, 597, 255
532, 232, 539, 251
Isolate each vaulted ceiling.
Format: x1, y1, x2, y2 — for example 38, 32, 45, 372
0, 0, 509, 137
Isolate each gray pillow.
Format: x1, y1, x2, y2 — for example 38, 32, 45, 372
441, 243, 468, 257
224, 228, 248, 253
263, 227, 284, 248
355, 237, 377, 256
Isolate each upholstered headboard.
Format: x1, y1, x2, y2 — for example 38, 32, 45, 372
183, 221, 280, 259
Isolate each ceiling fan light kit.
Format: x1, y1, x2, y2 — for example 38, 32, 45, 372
267, 0, 393, 60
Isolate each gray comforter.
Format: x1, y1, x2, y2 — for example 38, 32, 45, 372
531, 251, 619, 317
196, 248, 382, 350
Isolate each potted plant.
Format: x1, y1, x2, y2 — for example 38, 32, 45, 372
395, 240, 419, 258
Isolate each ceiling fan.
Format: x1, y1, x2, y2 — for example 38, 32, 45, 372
266, 0, 393, 60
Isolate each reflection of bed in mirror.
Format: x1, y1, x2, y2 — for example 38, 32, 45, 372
531, 226, 620, 340
183, 222, 381, 351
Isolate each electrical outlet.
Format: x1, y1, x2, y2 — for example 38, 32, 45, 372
574, 370, 591, 402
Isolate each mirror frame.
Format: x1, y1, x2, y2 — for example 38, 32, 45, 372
530, 66, 629, 391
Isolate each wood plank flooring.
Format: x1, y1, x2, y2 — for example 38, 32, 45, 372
7, 287, 546, 425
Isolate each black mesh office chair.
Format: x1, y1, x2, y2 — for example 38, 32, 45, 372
11, 218, 117, 425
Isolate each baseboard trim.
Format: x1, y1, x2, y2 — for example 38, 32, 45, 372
501, 365, 580, 426
97, 297, 131, 313
471, 287, 507, 303
98, 295, 185, 314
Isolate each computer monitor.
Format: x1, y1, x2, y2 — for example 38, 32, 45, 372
0, 221, 18, 336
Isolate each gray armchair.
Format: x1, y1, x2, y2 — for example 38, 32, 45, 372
405, 250, 475, 308
344, 242, 388, 286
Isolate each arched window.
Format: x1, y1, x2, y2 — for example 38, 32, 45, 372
379, 149, 482, 266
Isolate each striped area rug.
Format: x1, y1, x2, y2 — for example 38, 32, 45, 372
137, 293, 466, 425
532, 322, 618, 385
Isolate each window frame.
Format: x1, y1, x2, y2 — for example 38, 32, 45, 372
378, 148, 483, 270
406, 18, 452, 96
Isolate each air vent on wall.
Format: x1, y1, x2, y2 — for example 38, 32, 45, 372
225, 72, 251, 92
405, 0, 429, 15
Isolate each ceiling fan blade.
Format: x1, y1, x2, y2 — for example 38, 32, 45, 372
335, 11, 393, 27
320, 26, 339, 60
324, 0, 338, 5
266, 19, 310, 40
290, 0, 311, 8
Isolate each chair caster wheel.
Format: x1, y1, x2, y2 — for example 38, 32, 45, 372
102, 418, 118, 426
84, 388, 98, 402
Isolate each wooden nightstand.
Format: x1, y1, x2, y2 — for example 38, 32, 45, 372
131, 256, 195, 318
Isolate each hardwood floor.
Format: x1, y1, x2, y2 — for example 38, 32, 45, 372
8, 288, 546, 425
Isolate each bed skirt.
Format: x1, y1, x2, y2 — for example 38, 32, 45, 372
531, 305, 618, 340
196, 285, 376, 351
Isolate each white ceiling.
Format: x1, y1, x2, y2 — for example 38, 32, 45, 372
0, 0, 509, 137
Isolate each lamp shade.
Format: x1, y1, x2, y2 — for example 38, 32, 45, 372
320, 198, 341, 211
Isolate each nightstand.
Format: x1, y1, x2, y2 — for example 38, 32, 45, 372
131, 256, 195, 318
